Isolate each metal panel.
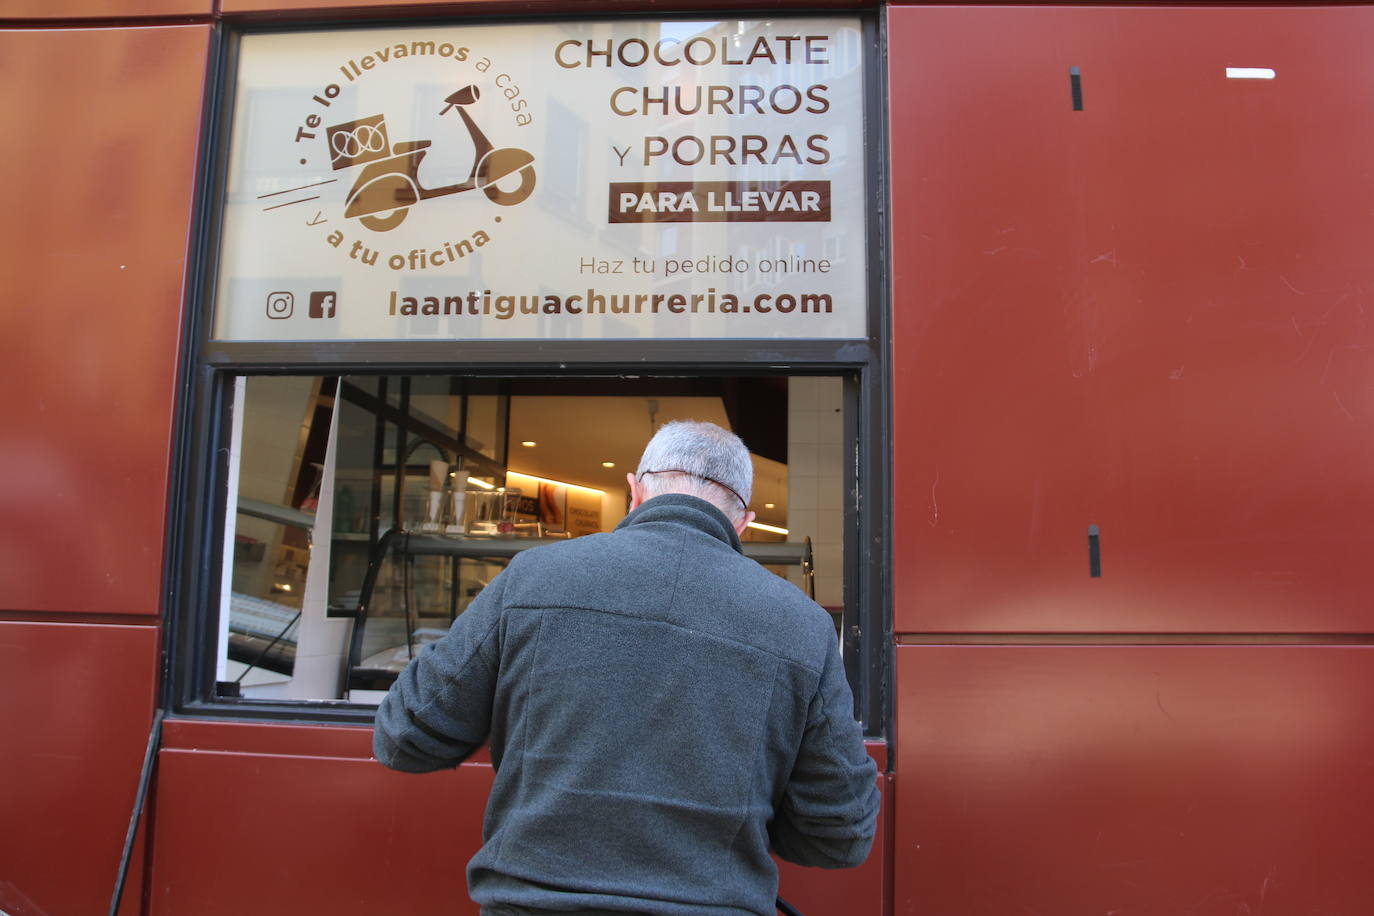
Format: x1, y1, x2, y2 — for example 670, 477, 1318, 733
889, 5, 1374, 633
777, 771, 889, 916
153, 721, 888, 914
149, 747, 493, 915
0, 0, 211, 16
0, 621, 159, 916
162, 717, 381, 758
892, 645, 1374, 915
219, 0, 866, 16
0, 25, 210, 617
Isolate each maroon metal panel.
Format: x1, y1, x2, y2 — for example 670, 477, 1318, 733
0, 621, 159, 916
149, 745, 493, 915
219, 0, 863, 17
0, 25, 209, 617
163, 717, 388, 758
0, 0, 211, 17
776, 770, 890, 916
889, 5, 1374, 633
154, 721, 888, 914
892, 644, 1374, 915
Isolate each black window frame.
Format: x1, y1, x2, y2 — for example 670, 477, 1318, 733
165, 11, 890, 738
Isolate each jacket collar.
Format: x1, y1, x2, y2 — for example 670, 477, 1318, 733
615, 493, 743, 553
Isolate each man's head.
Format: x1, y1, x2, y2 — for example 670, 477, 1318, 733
627, 420, 757, 534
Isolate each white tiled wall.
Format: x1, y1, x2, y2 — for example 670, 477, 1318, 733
788, 377, 845, 609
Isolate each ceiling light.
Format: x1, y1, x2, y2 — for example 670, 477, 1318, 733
520, 440, 537, 447
746, 521, 789, 535
466, 477, 496, 490
506, 470, 606, 496
601, 461, 616, 468
764, 503, 776, 509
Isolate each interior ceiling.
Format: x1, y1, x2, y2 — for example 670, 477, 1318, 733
506, 395, 789, 526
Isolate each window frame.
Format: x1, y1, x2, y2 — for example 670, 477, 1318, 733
166, 13, 890, 738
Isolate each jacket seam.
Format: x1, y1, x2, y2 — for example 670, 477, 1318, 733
500, 601, 824, 678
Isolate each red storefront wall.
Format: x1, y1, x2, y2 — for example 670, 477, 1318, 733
0, 20, 209, 916
1, 7, 885, 915
889, 5, 1374, 913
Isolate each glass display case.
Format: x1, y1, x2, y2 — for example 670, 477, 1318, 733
325, 376, 518, 694
338, 529, 815, 692
340, 533, 552, 691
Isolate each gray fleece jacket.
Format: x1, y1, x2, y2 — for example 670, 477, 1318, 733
373, 494, 880, 915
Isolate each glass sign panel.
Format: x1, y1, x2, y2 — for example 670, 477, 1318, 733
213, 19, 867, 341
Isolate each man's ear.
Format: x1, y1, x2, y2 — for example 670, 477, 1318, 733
733, 509, 756, 536
626, 472, 645, 510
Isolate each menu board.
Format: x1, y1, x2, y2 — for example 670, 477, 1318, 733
213, 18, 867, 341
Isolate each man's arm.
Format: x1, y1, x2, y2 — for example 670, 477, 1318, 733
769, 641, 881, 868
372, 567, 507, 773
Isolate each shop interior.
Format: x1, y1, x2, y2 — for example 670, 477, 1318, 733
218, 374, 846, 702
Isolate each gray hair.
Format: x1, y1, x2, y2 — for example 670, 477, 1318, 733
635, 420, 753, 521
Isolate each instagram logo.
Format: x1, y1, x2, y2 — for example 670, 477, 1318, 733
265, 291, 294, 319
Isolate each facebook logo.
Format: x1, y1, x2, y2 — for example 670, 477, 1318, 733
308, 291, 338, 319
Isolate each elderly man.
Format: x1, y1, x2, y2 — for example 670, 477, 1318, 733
374, 420, 880, 915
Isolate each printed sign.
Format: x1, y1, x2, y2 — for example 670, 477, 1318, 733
537, 481, 566, 534
213, 19, 866, 341
565, 488, 603, 538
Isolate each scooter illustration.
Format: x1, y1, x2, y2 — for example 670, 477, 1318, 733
326, 86, 537, 232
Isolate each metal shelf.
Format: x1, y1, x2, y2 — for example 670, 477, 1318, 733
237, 498, 315, 531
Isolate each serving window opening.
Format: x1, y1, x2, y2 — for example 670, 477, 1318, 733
215, 373, 849, 704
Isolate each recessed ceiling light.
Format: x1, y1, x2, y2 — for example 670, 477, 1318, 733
520, 440, 537, 447
764, 503, 776, 509
601, 461, 616, 468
